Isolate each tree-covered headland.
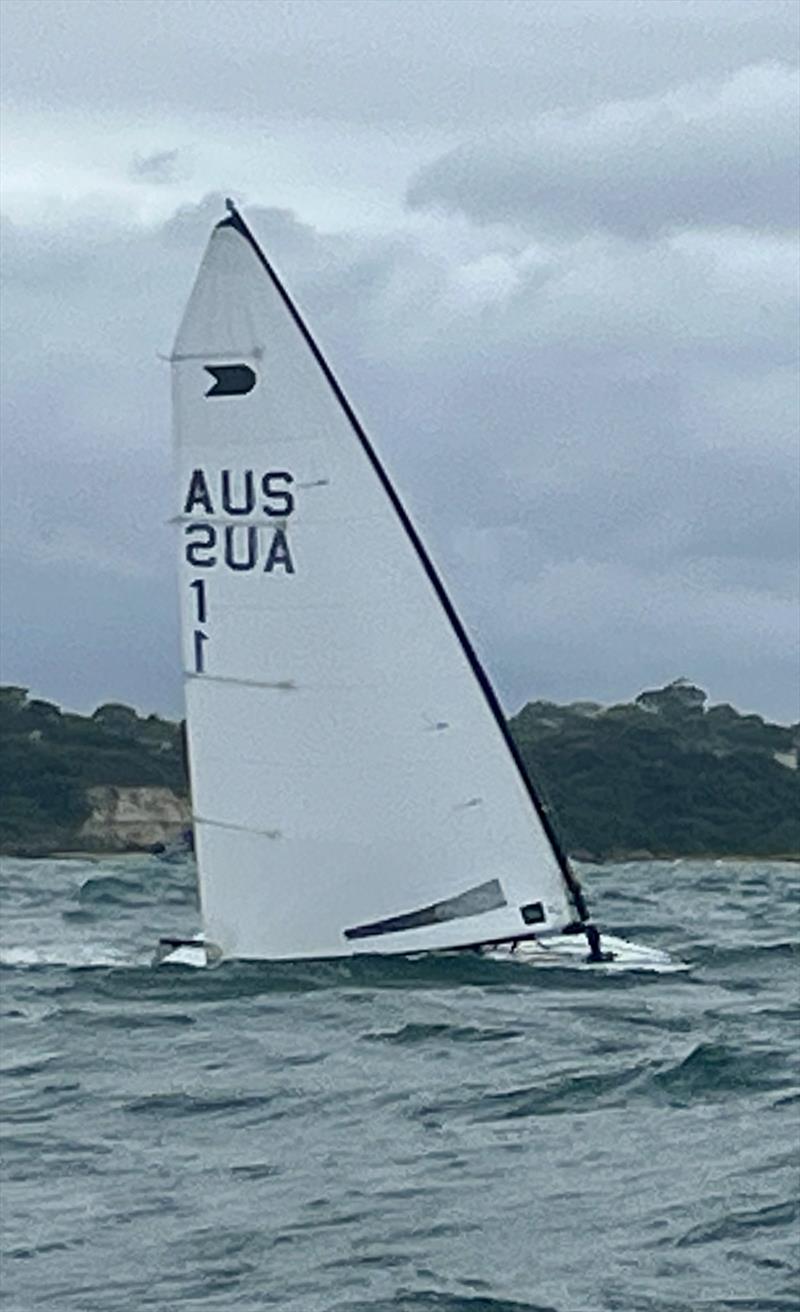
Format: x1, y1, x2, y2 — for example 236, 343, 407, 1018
510, 679, 799, 860
0, 679, 797, 859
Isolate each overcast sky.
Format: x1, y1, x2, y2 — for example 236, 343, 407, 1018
1, 0, 798, 722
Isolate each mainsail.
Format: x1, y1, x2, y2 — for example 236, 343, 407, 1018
171, 206, 588, 960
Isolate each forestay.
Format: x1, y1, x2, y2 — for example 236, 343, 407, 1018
171, 209, 584, 960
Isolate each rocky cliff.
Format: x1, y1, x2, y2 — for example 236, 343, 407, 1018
78, 786, 191, 852
0, 687, 188, 855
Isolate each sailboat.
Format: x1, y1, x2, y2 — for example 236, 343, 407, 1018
158, 202, 672, 971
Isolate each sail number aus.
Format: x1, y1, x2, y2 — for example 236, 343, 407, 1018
183, 468, 296, 576
183, 468, 297, 675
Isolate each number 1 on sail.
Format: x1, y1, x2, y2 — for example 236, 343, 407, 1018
193, 630, 208, 674
190, 579, 207, 624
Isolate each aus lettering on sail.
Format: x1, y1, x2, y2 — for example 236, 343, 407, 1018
183, 468, 295, 574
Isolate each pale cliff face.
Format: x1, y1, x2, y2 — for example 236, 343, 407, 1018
79, 786, 191, 851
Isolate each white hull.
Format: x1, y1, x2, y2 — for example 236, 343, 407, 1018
155, 941, 209, 968
484, 933, 683, 973
155, 932, 681, 973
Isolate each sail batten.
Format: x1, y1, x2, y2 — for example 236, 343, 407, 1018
173, 206, 586, 961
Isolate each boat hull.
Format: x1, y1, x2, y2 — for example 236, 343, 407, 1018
154, 932, 682, 972
483, 933, 684, 972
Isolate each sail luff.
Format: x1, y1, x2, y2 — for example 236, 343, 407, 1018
216, 206, 588, 927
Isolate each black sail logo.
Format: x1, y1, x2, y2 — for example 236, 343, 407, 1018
204, 364, 257, 397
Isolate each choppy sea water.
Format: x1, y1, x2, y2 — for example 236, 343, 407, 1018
1, 856, 798, 1312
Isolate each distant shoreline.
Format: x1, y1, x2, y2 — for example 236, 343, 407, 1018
4, 849, 798, 865
583, 853, 800, 865
3, 682, 797, 863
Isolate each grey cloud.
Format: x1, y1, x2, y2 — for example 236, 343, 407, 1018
407, 64, 800, 237
1, 0, 797, 729
1, 1, 798, 129
1, 194, 797, 721
129, 149, 181, 184
492, 559, 799, 720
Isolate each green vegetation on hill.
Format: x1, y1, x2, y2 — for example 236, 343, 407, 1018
510, 679, 799, 860
0, 687, 186, 854
0, 679, 797, 859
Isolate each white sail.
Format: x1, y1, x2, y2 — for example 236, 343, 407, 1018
171, 209, 585, 960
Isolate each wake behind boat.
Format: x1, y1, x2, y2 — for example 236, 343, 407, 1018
159, 201, 674, 972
